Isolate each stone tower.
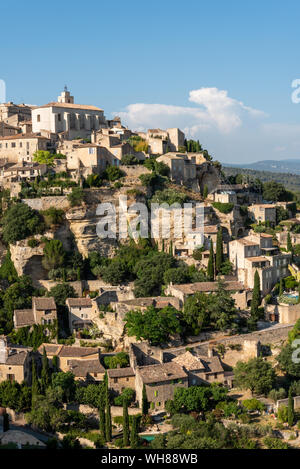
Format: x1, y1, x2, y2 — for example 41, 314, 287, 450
57, 86, 74, 104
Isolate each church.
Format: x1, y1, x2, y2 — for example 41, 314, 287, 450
32, 87, 107, 139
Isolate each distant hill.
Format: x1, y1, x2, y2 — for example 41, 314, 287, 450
223, 159, 300, 175
222, 166, 300, 194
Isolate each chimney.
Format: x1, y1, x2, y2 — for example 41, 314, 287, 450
0, 337, 8, 364
207, 346, 214, 358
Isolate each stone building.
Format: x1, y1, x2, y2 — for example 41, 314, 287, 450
156, 152, 197, 185
248, 204, 277, 225
38, 343, 102, 376
135, 362, 188, 410
14, 297, 57, 329
171, 350, 231, 387
229, 234, 291, 296
66, 297, 96, 333
0, 121, 20, 137
0, 337, 31, 384
107, 367, 136, 394
0, 162, 47, 189
165, 280, 248, 309
32, 88, 107, 139
0, 133, 51, 163
0, 102, 32, 125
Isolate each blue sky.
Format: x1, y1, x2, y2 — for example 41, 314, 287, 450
2, 0, 300, 163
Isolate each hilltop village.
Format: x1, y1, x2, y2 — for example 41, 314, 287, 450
1, 89, 300, 449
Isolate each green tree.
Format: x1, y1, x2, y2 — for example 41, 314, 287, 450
130, 415, 139, 449
215, 227, 224, 274
234, 357, 275, 395
203, 185, 208, 199
67, 187, 84, 207
183, 292, 210, 335
287, 232, 293, 253
288, 387, 294, 427
2, 203, 43, 244
250, 270, 261, 321
279, 278, 284, 296
125, 305, 182, 345
207, 242, 215, 281
51, 371, 76, 402
41, 347, 50, 393
277, 344, 300, 379
123, 398, 130, 446
142, 384, 149, 417
48, 283, 77, 308
31, 359, 39, 405
33, 150, 55, 166
104, 373, 112, 441
42, 239, 65, 271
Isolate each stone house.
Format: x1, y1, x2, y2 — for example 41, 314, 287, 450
107, 367, 136, 394
32, 89, 107, 139
213, 190, 237, 205
0, 162, 47, 189
0, 133, 51, 163
248, 204, 277, 225
135, 362, 188, 410
165, 280, 248, 309
229, 234, 291, 296
0, 121, 20, 137
38, 343, 101, 376
114, 296, 181, 314
0, 102, 32, 124
156, 152, 197, 185
66, 297, 97, 333
14, 297, 57, 329
0, 337, 31, 384
67, 359, 105, 382
171, 350, 232, 387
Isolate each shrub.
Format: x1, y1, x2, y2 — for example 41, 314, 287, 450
212, 202, 234, 214
67, 187, 84, 207
27, 238, 39, 248
2, 203, 44, 244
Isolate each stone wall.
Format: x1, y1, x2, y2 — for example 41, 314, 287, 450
22, 196, 69, 211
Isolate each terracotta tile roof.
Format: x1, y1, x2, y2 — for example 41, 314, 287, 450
14, 309, 35, 328
58, 346, 99, 358
66, 298, 92, 308
172, 351, 204, 371
245, 256, 270, 263
36, 102, 103, 111
33, 297, 56, 310
197, 355, 224, 374
5, 350, 28, 365
68, 359, 105, 377
0, 133, 49, 141
138, 362, 188, 384
107, 367, 135, 378
38, 344, 62, 355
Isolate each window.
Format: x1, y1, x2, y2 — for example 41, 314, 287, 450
57, 114, 61, 122
114, 378, 118, 383
154, 390, 158, 397
88, 147, 95, 154
37, 114, 40, 122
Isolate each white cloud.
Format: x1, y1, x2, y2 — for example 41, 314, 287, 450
116, 87, 266, 136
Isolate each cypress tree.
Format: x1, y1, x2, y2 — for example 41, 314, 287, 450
207, 242, 215, 281
130, 415, 139, 449
288, 387, 294, 427
31, 359, 39, 406
99, 382, 106, 438
52, 355, 59, 373
142, 384, 149, 417
215, 227, 224, 273
279, 278, 284, 297
123, 398, 130, 446
287, 232, 293, 253
41, 347, 50, 393
250, 270, 261, 321
104, 373, 112, 442
203, 185, 208, 199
